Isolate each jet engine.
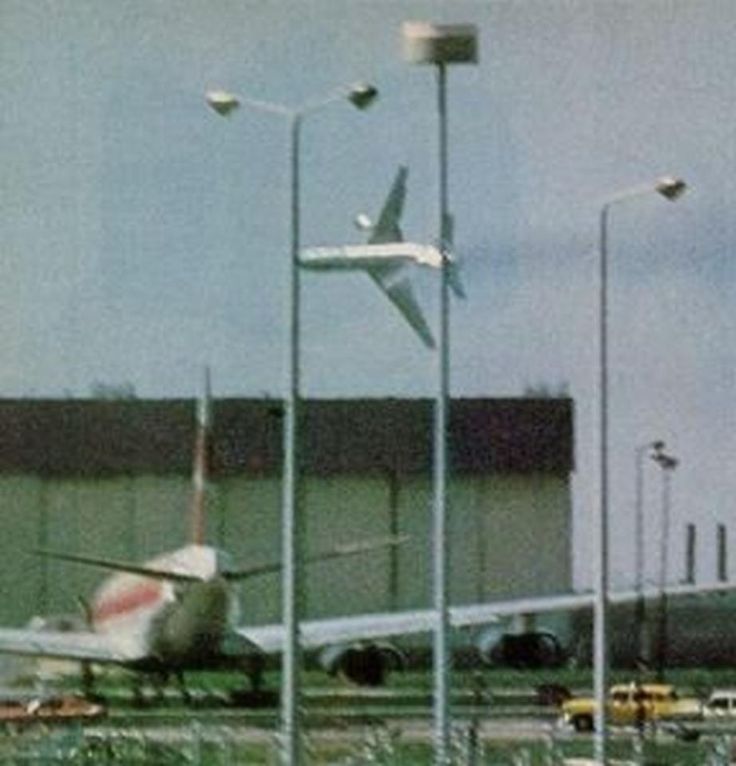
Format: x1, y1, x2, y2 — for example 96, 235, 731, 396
319, 642, 406, 687
477, 627, 566, 669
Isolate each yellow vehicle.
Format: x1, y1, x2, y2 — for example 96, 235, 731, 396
561, 683, 702, 732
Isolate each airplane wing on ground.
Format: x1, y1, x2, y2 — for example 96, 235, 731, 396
238, 580, 736, 655
3, 580, 736, 666
0, 627, 135, 664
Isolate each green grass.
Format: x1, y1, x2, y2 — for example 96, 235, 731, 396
1, 729, 730, 765
50, 664, 736, 716
39, 666, 736, 763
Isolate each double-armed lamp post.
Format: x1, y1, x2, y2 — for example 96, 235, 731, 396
206, 81, 377, 766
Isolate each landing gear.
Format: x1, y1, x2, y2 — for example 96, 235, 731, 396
81, 661, 105, 704
248, 654, 264, 693
174, 671, 192, 705
228, 655, 278, 708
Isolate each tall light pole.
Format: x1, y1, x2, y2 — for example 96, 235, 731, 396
402, 21, 477, 765
205, 82, 377, 766
651, 444, 678, 681
634, 439, 664, 667
595, 176, 686, 764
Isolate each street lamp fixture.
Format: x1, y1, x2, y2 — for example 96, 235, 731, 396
656, 176, 687, 201
651, 445, 679, 471
205, 89, 240, 117
347, 82, 379, 110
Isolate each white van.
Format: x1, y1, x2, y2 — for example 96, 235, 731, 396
704, 690, 736, 719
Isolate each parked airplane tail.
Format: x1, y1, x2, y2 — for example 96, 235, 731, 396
190, 367, 212, 545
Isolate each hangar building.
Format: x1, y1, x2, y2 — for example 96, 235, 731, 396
0, 397, 574, 632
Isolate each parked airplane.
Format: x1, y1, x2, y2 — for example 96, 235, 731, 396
299, 166, 464, 349
1, 400, 735, 692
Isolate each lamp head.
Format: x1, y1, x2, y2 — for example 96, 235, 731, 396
205, 90, 240, 117
651, 450, 678, 470
655, 176, 687, 201
348, 82, 378, 110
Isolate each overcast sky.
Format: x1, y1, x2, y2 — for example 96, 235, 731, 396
2, 0, 735, 589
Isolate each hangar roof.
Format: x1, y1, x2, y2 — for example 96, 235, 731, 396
0, 398, 573, 478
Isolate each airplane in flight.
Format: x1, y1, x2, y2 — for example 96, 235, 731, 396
299, 166, 465, 349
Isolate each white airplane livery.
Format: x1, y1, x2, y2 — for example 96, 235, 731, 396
299, 166, 464, 349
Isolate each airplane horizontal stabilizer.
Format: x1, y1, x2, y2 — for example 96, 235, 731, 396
223, 535, 408, 581
34, 549, 203, 584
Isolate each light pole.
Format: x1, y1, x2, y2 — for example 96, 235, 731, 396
634, 439, 664, 667
595, 176, 686, 764
205, 81, 377, 766
651, 444, 678, 681
402, 21, 477, 765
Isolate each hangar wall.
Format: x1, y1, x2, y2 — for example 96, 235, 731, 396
0, 472, 570, 627
0, 397, 574, 629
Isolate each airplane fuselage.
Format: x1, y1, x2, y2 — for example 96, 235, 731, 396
90, 545, 240, 671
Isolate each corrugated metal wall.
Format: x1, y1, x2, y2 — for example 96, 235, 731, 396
0, 472, 570, 627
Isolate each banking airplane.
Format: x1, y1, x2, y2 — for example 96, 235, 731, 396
300, 166, 464, 349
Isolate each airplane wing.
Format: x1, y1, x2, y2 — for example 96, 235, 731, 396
366, 264, 436, 348
0, 627, 136, 664
238, 594, 591, 654
238, 580, 736, 655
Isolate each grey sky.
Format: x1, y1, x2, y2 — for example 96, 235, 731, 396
2, 1, 735, 588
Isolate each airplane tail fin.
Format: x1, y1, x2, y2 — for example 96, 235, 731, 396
442, 212, 466, 300
190, 367, 212, 545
